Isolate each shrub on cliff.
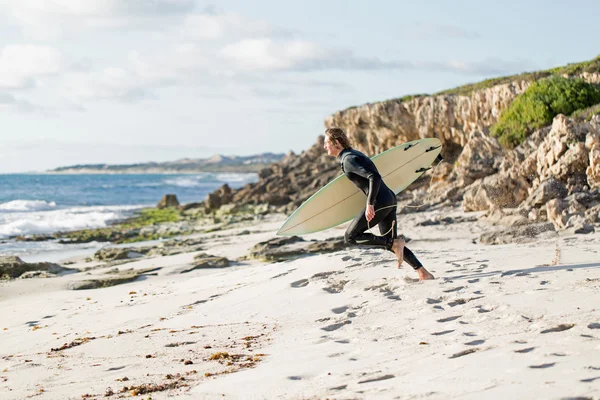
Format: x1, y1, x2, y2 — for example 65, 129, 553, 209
492, 76, 600, 148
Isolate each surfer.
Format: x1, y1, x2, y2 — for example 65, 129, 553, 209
323, 127, 435, 280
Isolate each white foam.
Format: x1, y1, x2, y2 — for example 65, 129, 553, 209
164, 173, 257, 188
0, 204, 144, 238
0, 200, 57, 212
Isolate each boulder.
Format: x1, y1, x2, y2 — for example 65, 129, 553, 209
157, 194, 179, 209
479, 223, 556, 245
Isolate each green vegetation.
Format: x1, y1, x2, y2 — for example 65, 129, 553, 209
491, 76, 600, 148
437, 55, 600, 96
121, 208, 182, 228
571, 103, 600, 121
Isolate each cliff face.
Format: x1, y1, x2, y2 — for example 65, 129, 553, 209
325, 81, 532, 162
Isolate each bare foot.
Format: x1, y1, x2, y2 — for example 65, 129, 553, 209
391, 236, 405, 268
417, 267, 435, 280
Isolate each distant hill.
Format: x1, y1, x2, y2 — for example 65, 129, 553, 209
48, 153, 286, 174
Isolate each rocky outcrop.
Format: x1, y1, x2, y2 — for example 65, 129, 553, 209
0, 256, 75, 279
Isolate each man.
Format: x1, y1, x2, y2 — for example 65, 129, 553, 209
323, 127, 434, 281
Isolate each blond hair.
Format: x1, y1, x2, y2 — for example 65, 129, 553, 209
325, 127, 352, 150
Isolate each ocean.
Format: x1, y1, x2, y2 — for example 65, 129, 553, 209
0, 173, 258, 262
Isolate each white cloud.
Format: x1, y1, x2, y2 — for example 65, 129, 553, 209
0, 0, 197, 35
181, 11, 292, 40
0, 45, 61, 89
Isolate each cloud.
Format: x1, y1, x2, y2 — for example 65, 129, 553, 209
0, 0, 197, 36
0, 91, 43, 112
0, 45, 62, 89
63, 66, 177, 103
181, 10, 294, 40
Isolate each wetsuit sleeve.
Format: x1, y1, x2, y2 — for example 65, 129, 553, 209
344, 156, 381, 205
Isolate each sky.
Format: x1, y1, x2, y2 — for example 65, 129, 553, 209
0, 0, 599, 173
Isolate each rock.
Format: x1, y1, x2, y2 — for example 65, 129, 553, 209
572, 223, 595, 234
588, 142, 600, 189
69, 274, 141, 290
18, 271, 57, 279
205, 184, 233, 211
306, 237, 349, 253
479, 223, 556, 245
157, 194, 179, 209
192, 253, 230, 268
247, 236, 306, 262
0, 256, 75, 280
180, 202, 205, 211
94, 247, 149, 261
546, 198, 569, 229
455, 130, 504, 180
480, 208, 530, 227
522, 178, 568, 208
463, 173, 528, 212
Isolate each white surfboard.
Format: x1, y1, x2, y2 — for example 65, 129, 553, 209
276, 138, 442, 236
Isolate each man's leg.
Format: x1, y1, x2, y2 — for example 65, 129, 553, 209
344, 207, 394, 251
378, 209, 435, 280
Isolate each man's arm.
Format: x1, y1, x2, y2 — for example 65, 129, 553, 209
344, 156, 382, 205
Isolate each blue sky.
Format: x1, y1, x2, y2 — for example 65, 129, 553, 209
0, 0, 599, 173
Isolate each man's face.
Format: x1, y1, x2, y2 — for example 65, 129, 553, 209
324, 136, 342, 156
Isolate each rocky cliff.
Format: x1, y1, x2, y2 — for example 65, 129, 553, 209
205, 70, 600, 233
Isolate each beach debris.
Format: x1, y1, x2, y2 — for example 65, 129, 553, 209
50, 337, 96, 352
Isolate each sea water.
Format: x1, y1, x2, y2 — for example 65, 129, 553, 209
0, 173, 257, 262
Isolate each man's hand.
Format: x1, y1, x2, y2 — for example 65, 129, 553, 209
365, 204, 375, 222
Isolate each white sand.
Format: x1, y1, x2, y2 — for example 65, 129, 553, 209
1, 210, 600, 400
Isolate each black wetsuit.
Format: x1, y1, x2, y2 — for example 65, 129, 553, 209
338, 148, 423, 270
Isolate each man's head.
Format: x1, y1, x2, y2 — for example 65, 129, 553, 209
324, 127, 352, 157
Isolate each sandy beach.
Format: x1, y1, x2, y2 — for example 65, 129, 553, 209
1, 207, 599, 400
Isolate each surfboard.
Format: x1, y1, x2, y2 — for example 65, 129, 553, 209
276, 137, 443, 236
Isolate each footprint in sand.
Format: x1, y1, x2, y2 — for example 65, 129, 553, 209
321, 320, 352, 332
427, 298, 443, 304
271, 269, 297, 279
431, 330, 454, 336
588, 323, 600, 329
443, 286, 465, 293
332, 306, 349, 314
329, 385, 348, 391
290, 279, 309, 288
581, 376, 600, 383
514, 347, 535, 353
358, 374, 395, 384
323, 280, 349, 294
449, 348, 480, 359
529, 363, 555, 369
437, 315, 461, 323
433, 305, 444, 310
463, 332, 477, 337
541, 324, 575, 334
335, 339, 350, 344
342, 256, 352, 261
468, 279, 480, 283
465, 340, 485, 345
